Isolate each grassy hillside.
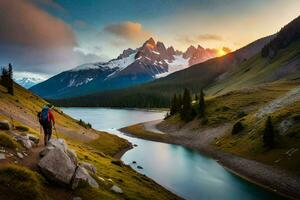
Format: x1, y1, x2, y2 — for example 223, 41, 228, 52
207, 39, 300, 96
164, 80, 300, 172
0, 83, 181, 200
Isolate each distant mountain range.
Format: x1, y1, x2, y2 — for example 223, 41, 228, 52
51, 14, 300, 108
14, 72, 48, 89
30, 38, 219, 99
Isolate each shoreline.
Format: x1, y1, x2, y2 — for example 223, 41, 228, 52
121, 120, 300, 200
113, 143, 133, 159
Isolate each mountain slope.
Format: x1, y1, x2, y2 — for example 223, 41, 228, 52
31, 38, 219, 99
52, 34, 274, 107
0, 82, 181, 199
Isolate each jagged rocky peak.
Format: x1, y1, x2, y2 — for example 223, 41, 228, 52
142, 37, 156, 49
117, 48, 136, 59
183, 45, 197, 59
167, 46, 175, 55
197, 45, 204, 51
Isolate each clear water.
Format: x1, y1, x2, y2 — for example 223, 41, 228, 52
62, 108, 284, 200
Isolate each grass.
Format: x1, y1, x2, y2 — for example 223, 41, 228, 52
0, 83, 182, 199
87, 132, 130, 157
0, 165, 47, 200
0, 132, 20, 149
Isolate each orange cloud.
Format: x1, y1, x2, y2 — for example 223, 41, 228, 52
104, 21, 152, 43
176, 34, 223, 45
0, 0, 76, 48
0, 0, 105, 73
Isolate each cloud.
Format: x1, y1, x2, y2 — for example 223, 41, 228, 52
30, 0, 66, 13
176, 34, 223, 45
103, 21, 152, 43
0, 0, 104, 74
222, 46, 232, 54
197, 34, 223, 41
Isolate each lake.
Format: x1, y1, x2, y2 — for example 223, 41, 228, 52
62, 108, 283, 200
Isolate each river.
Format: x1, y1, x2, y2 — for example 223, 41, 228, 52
62, 108, 283, 200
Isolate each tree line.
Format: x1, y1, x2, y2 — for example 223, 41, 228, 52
1, 63, 14, 95
167, 88, 206, 122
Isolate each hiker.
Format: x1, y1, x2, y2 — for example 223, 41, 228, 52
38, 104, 55, 146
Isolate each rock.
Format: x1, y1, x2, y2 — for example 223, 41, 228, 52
80, 162, 96, 174
40, 146, 55, 157
27, 134, 39, 144
133, 144, 138, 147
132, 161, 136, 164
0, 153, 6, 160
67, 149, 78, 165
72, 197, 82, 200
97, 176, 105, 182
0, 149, 5, 153
15, 135, 33, 149
17, 152, 24, 159
0, 120, 11, 130
38, 147, 76, 185
137, 166, 143, 169
110, 185, 123, 194
48, 139, 68, 153
71, 166, 99, 189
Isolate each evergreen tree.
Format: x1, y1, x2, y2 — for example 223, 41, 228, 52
263, 116, 275, 148
181, 88, 192, 121
170, 94, 178, 115
177, 94, 182, 112
7, 64, 14, 95
198, 89, 205, 117
195, 94, 198, 101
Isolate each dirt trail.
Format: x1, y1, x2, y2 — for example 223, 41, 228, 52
19, 134, 75, 200
143, 119, 165, 134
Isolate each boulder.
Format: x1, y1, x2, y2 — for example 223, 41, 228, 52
71, 166, 99, 189
80, 162, 97, 174
48, 139, 68, 152
0, 120, 11, 130
38, 147, 76, 185
40, 146, 55, 157
110, 185, 123, 194
67, 149, 78, 165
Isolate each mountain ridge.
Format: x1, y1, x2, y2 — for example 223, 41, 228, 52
31, 38, 220, 99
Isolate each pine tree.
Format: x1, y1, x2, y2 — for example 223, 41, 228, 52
177, 94, 182, 112
7, 64, 14, 95
263, 116, 274, 148
198, 89, 205, 117
170, 94, 178, 115
195, 94, 198, 101
181, 88, 192, 121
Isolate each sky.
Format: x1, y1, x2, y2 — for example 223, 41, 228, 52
0, 0, 300, 76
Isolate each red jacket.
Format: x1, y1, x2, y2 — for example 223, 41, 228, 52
49, 110, 55, 124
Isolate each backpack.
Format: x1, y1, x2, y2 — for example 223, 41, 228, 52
40, 108, 50, 126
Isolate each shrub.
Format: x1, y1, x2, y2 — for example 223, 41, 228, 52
0, 132, 19, 148
78, 119, 92, 129
232, 121, 244, 135
0, 165, 45, 200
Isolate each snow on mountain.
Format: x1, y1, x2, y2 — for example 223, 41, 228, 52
14, 72, 49, 88
31, 37, 221, 99
155, 55, 189, 78
71, 63, 100, 71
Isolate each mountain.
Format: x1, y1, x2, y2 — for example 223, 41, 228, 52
58, 15, 300, 109
51, 32, 275, 107
31, 38, 219, 99
13, 72, 48, 89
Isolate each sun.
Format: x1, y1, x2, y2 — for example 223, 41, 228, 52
217, 47, 231, 57
217, 48, 227, 57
